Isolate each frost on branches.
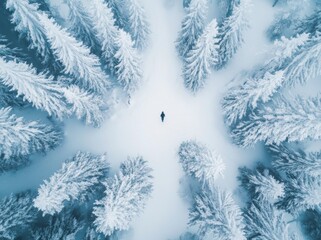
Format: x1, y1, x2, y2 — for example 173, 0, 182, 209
6, 0, 51, 62
32, 209, 84, 240
65, 0, 98, 49
176, 0, 208, 58
93, 156, 153, 236
126, 0, 150, 50
270, 144, 321, 177
87, 0, 119, 70
231, 96, 321, 147
0, 107, 62, 165
0, 57, 68, 119
63, 85, 106, 127
183, 19, 219, 92
217, 0, 252, 68
178, 140, 225, 186
34, 152, 109, 215
222, 33, 309, 125
114, 30, 143, 97
277, 174, 321, 215
37, 13, 110, 94
297, 9, 321, 36
244, 200, 296, 240
239, 166, 284, 203
189, 186, 246, 240
284, 33, 321, 86
0, 191, 36, 240
222, 71, 284, 126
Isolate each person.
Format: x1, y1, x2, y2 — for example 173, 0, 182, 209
160, 111, 165, 122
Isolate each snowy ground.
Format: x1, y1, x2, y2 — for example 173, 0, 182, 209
0, 1, 279, 239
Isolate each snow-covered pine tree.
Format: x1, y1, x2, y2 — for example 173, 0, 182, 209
37, 13, 110, 94
183, 19, 219, 92
176, 0, 208, 58
65, 0, 98, 49
126, 0, 150, 50
114, 30, 142, 97
223, 71, 284, 126
0, 57, 68, 119
222, 33, 308, 125
34, 152, 109, 215
270, 144, 321, 177
189, 186, 246, 239
0, 191, 36, 240
178, 140, 225, 186
277, 174, 321, 214
0, 155, 29, 174
297, 9, 321, 35
0, 84, 25, 108
217, 0, 252, 68
87, 0, 119, 71
85, 227, 106, 240
244, 200, 296, 240
63, 85, 105, 127
0, 36, 19, 59
93, 156, 153, 236
106, 0, 127, 29
32, 209, 84, 240
6, 0, 51, 62
231, 96, 321, 147
0, 107, 62, 162
239, 166, 284, 203
0, 37, 27, 107
218, 0, 239, 17
284, 33, 321, 86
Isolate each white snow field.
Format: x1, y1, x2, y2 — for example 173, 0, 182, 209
0, 0, 277, 239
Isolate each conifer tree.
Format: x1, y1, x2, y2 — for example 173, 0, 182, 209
222, 34, 308, 125
218, 0, 239, 17
114, 30, 143, 97
189, 186, 246, 239
270, 144, 321, 177
126, 0, 150, 50
93, 157, 153, 236
0, 38, 28, 107
0, 107, 62, 162
284, 33, 321, 86
0, 85, 25, 108
176, 0, 208, 58
239, 166, 284, 203
244, 200, 296, 240
106, 0, 127, 29
34, 152, 109, 215
296, 9, 321, 35
85, 227, 106, 240
217, 0, 252, 68
178, 140, 225, 186
87, 0, 119, 70
6, 0, 51, 62
0, 191, 36, 240
37, 13, 110, 94
183, 19, 219, 92
65, 0, 98, 48
63, 85, 105, 127
32, 209, 84, 240
232, 96, 321, 147
277, 174, 321, 214
0, 57, 67, 118
0, 36, 19, 59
